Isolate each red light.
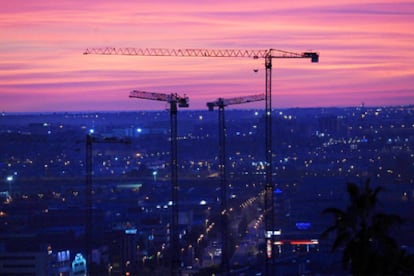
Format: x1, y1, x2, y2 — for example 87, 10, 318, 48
290, 239, 319, 245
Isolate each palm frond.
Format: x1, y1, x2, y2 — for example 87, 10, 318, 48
346, 182, 360, 200
322, 207, 345, 217
320, 225, 338, 239
332, 231, 351, 251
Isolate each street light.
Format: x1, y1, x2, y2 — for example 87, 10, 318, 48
6, 175, 13, 194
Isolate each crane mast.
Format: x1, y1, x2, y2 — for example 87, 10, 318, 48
129, 90, 189, 276
207, 94, 264, 274
85, 46, 318, 275
85, 135, 131, 275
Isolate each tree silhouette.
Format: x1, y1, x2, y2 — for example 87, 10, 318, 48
322, 179, 413, 275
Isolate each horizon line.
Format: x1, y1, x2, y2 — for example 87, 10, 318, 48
2, 104, 413, 116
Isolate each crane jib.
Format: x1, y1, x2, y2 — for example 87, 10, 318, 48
84, 47, 318, 61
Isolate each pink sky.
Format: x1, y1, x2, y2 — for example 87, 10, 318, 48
1, 0, 413, 112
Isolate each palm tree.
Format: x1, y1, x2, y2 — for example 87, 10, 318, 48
322, 179, 409, 275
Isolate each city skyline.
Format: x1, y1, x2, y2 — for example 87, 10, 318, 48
1, 107, 413, 274
1, 0, 413, 112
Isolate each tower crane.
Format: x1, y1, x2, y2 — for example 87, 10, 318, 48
207, 93, 265, 274
84, 47, 319, 275
85, 134, 131, 274
129, 90, 189, 275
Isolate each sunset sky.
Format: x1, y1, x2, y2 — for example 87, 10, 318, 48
1, 0, 413, 112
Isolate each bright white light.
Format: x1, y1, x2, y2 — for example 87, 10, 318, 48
6, 176, 13, 182
89, 128, 95, 134
200, 200, 207, 205
137, 128, 142, 133
265, 229, 282, 238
